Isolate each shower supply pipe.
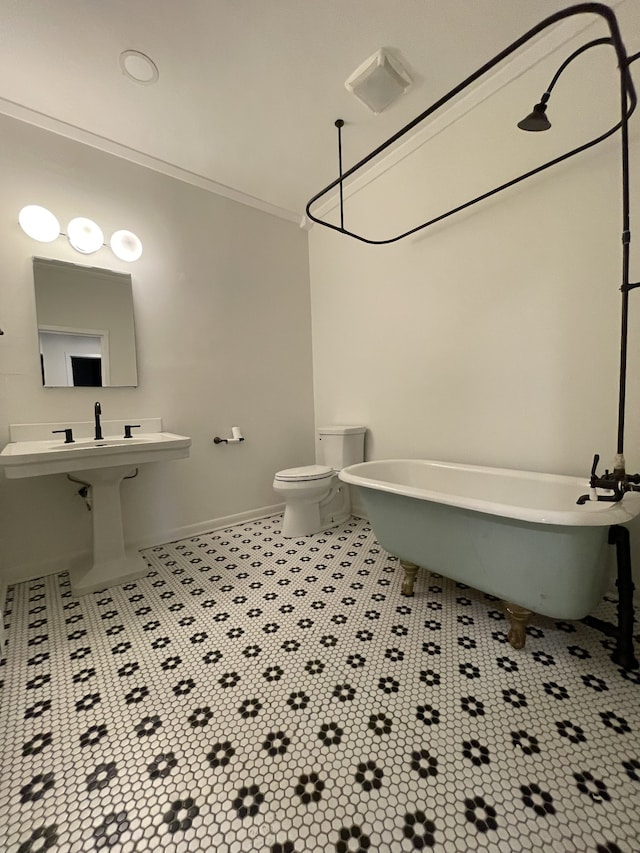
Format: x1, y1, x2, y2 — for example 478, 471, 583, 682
306, 2, 639, 498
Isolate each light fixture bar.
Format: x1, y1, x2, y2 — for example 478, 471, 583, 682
18, 206, 143, 262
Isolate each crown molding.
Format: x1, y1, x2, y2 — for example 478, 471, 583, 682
0, 97, 299, 224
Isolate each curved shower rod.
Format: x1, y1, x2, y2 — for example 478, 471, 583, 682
305, 2, 636, 245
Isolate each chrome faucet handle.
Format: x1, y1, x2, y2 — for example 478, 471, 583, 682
123, 424, 141, 439
52, 428, 74, 444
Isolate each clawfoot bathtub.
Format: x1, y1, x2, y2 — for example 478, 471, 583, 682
339, 459, 640, 655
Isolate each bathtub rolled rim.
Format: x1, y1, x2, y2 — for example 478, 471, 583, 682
339, 458, 640, 527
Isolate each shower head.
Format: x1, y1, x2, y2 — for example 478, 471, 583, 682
517, 38, 617, 134
517, 101, 551, 132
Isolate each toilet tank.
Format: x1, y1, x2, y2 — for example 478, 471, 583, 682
317, 426, 366, 470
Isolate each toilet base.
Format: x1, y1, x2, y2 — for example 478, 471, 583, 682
281, 501, 323, 537
281, 485, 351, 537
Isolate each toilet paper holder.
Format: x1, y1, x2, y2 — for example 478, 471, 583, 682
214, 427, 245, 445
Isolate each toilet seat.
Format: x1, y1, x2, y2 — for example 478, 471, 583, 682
275, 464, 333, 483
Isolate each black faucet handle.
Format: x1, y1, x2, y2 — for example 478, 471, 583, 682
123, 424, 141, 439
52, 428, 74, 444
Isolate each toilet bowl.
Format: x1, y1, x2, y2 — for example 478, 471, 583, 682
273, 426, 366, 537
273, 465, 347, 537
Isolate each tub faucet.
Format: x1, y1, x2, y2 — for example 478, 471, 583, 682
94, 401, 103, 440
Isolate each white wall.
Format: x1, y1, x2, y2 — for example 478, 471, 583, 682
0, 114, 315, 582
309, 37, 640, 585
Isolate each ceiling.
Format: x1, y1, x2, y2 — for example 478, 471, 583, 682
0, 0, 638, 220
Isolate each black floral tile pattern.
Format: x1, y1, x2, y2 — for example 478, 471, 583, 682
1, 514, 639, 852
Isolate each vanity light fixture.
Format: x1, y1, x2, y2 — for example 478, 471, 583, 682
67, 217, 104, 254
18, 205, 143, 262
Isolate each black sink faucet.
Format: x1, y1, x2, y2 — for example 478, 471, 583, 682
94, 401, 103, 440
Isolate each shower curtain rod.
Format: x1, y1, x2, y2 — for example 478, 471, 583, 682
306, 3, 636, 244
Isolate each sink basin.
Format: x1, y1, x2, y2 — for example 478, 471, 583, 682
0, 432, 190, 478
49, 438, 156, 450
1, 429, 191, 596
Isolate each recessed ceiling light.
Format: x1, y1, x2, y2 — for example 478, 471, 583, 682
119, 50, 159, 85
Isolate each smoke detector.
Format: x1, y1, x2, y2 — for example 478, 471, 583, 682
345, 48, 412, 114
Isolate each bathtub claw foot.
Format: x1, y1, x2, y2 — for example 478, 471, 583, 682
400, 560, 420, 596
504, 602, 531, 650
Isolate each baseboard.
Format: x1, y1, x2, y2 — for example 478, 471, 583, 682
3, 504, 285, 586
5, 549, 91, 587
130, 503, 285, 549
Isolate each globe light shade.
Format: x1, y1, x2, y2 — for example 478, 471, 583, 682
110, 230, 143, 262
18, 205, 60, 242
67, 217, 104, 254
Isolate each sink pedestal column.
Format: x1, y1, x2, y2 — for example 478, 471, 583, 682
71, 465, 148, 596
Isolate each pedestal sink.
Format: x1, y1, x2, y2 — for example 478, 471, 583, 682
0, 422, 191, 596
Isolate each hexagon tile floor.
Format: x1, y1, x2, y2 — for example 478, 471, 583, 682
1, 515, 639, 853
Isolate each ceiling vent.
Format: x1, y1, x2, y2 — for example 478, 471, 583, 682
344, 49, 412, 114
119, 50, 159, 85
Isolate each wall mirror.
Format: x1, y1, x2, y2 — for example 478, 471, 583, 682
33, 257, 138, 387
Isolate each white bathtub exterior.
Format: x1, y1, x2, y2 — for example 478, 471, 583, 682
339, 460, 640, 620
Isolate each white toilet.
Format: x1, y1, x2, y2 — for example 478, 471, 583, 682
273, 426, 366, 537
